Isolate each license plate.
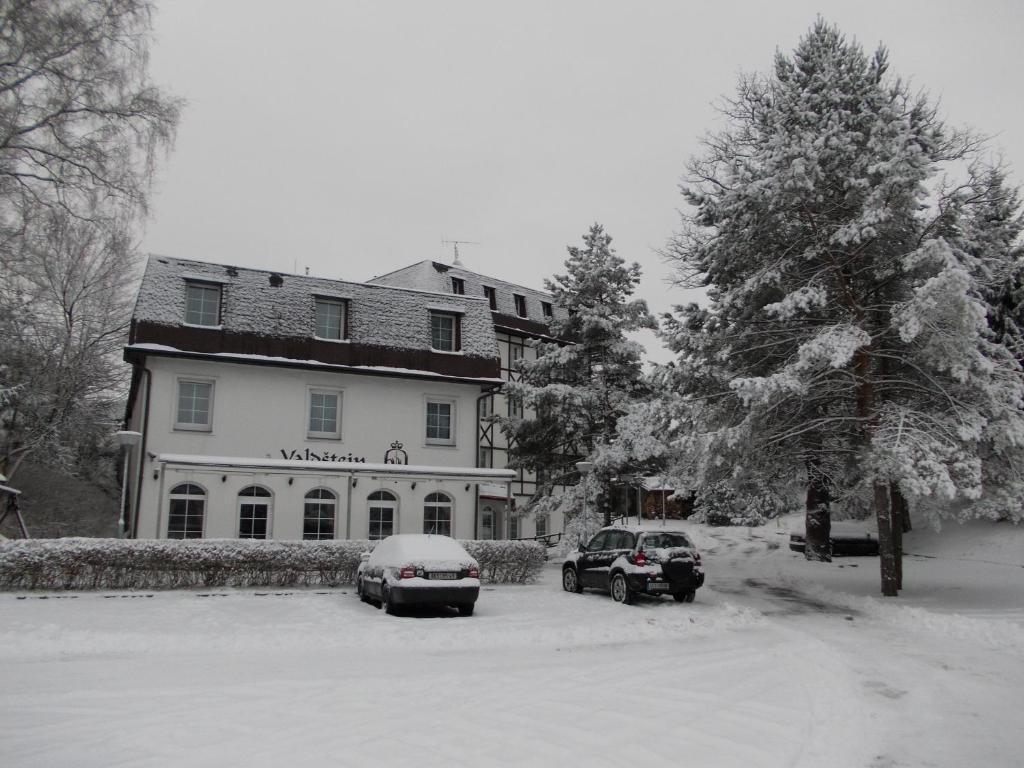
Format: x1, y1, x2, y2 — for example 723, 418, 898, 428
647, 582, 670, 592
430, 572, 459, 580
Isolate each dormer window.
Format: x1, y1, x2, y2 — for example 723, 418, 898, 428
451, 277, 465, 295
184, 282, 221, 327
315, 298, 347, 340
483, 285, 497, 310
541, 301, 553, 318
430, 311, 460, 352
513, 294, 527, 317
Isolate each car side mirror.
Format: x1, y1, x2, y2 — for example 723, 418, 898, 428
360, 552, 371, 562
578, 543, 586, 553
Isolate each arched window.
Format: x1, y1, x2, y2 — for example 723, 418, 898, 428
303, 488, 336, 540
480, 505, 495, 540
368, 490, 397, 540
423, 492, 452, 536
168, 483, 205, 539
238, 486, 272, 539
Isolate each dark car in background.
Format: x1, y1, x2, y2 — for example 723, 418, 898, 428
789, 520, 880, 556
562, 527, 705, 604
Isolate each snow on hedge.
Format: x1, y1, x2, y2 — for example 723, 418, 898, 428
0, 537, 546, 590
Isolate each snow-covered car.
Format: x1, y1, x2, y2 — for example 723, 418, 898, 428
789, 520, 879, 556
355, 534, 480, 616
562, 527, 705, 604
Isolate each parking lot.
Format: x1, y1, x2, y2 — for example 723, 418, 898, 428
2, 524, 1023, 767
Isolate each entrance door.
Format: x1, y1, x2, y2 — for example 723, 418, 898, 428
480, 505, 495, 540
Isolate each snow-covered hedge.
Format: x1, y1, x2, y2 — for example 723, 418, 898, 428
0, 537, 546, 590
460, 539, 546, 583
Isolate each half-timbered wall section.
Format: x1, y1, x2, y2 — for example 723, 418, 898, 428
369, 260, 570, 539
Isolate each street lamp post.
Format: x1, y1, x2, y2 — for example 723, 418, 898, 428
115, 430, 142, 538
575, 460, 594, 532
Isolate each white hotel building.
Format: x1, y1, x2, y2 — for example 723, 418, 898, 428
121, 256, 565, 542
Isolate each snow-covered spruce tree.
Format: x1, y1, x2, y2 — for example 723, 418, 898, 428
501, 224, 656, 535
660, 21, 1024, 595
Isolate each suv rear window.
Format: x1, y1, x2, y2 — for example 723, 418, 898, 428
641, 532, 692, 549
607, 531, 636, 550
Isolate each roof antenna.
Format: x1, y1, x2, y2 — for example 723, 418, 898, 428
441, 238, 478, 268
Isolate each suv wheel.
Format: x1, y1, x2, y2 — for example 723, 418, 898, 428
674, 590, 696, 603
610, 573, 634, 605
562, 567, 583, 594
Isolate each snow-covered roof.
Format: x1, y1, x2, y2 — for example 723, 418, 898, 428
131, 256, 500, 362
368, 260, 568, 331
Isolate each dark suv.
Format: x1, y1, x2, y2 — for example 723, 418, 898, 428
562, 527, 705, 604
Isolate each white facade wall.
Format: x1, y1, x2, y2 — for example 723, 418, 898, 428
131, 356, 489, 540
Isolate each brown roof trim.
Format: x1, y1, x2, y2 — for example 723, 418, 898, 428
128, 320, 501, 382
491, 312, 568, 342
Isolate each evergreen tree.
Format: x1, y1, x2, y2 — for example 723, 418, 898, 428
502, 224, 655, 535
658, 21, 1024, 595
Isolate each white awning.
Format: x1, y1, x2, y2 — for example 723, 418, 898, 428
478, 483, 512, 499
156, 454, 515, 483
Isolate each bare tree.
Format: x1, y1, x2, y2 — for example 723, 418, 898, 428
0, 0, 181, 227
1, 209, 136, 479
0, 0, 179, 484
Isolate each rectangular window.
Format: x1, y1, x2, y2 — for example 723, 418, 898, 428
483, 286, 497, 310
509, 514, 519, 540
451, 277, 465, 295
184, 283, 221, 326
507, 395, 523, 419
369, 507, 394, 540
308, 389, 342, 439
168, 498, 204, 538
535, 514, 549, 539
478, 447, 493, 468
315, 298, 346, 340
430, 312, 458, 352
513, 294, 527, 317
541, 301, 553, 318
175, 380, 214, 431
426, 399, 455, 445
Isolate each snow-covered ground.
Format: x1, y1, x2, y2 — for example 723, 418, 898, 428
2, 518, 1023, 767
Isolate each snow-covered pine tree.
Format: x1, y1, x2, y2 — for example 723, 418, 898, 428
501, 224, 656, 533
660, 20, 1024, 595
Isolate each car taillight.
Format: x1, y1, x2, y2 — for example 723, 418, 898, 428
468, 566, 479, 579
634, 550, 646, 567
399, 566, 416, 579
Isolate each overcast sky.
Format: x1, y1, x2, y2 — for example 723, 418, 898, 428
142, 1, 1024, 363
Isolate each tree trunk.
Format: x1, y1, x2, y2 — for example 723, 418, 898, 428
804, 458, 832, 562
890, 484, 907, 591
875, 481, 899, 596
